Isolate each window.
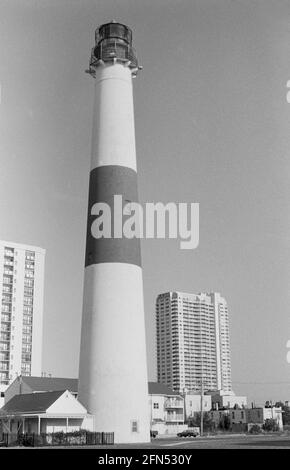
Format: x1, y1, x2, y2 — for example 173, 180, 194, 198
23, 325, 32, 334
131, 420, 139, 433
153, 403, 159, 409
21, 363, 31, 373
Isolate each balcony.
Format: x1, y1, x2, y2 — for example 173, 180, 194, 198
2, 288, 12, 294
165, 398, 184, 409
3, 270, 13, 276
4, 261, 14, 267
0, 335, 10, 342
100, 38, 136, 61
4, 250, 14, 257
1, 327, 11, 334
1, 316, 11, 323
165, 413, 184, 423
1, 308, 12, 315
0, 378, 9, 385
0, 357, 9, 362
86, 22, 140, 79
21, 356, 31, 363
25, 272, 34, 279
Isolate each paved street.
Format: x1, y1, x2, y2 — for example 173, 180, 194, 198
3, 433, 290, 450
89, 434, 290, 449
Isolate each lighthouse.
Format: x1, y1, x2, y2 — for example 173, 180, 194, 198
78, 22, 150, 443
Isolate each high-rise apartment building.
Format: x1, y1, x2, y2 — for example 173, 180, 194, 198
0, 241, 45, 399
156, 291, 232, 393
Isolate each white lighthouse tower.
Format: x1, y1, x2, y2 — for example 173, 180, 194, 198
78, 21, 150, 444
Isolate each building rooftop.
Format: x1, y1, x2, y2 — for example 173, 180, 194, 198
11, 376, 78, 393
0, 390, 64, 414
0, 239, 45, 255
6, 376, 179, 398
156, 291, 225, 303
148, 382, 180, 396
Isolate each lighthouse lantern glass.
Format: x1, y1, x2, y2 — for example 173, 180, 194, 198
92, 22, 138, 70
96, 23, 132, 46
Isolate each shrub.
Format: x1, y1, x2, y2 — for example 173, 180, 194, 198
262, 419, 279, 432
249, 424, 262, 434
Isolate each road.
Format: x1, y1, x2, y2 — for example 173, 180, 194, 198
3, 433, 290, 450
92, 433, 290, 449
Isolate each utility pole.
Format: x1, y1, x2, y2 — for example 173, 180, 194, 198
199, 306, 204, 437
200, 378, 204, 437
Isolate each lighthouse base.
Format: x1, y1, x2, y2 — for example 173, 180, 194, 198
78, 263, 150, 444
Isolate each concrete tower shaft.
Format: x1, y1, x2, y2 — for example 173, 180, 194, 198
78, 22, 150, 444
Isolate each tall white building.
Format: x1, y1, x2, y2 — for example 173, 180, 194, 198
0, 241, 45, 403
156, 291, 232, 393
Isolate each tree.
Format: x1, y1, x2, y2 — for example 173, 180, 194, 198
188, 412, 215, 432
282, 407, 290, 425
218, 413, 231, 431
274, 402, 290, 426
275, 401, 284, 408
249, 424, 262, 434
262, 419, 279, 432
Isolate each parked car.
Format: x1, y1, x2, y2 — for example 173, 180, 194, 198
150, 430, 158, 438
177, 429, 198, 438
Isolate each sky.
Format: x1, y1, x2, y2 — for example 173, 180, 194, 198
0, 0, 290, 405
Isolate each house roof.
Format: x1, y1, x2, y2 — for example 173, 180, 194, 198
19, 376, 78, 393
1, 390, 65, 415
148, 382, 180, 396
6, 376, 179, 400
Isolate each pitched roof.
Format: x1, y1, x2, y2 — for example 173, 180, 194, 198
7, 377, 179, 399
1, 390, 65, 414
148, 382, 180, 396
20, 376, 78, 393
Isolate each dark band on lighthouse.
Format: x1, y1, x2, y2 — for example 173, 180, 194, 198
85, 165, 141, 267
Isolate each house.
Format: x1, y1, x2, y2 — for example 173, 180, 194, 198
210, 404, 283, 432
184, 393, 212, 421
3, 376, 187, 436
246, 406, 283, 431
210, 408, 247, 432
148, 382, 186, 435
205, 389, 247, 410
0, 390, 93, 434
